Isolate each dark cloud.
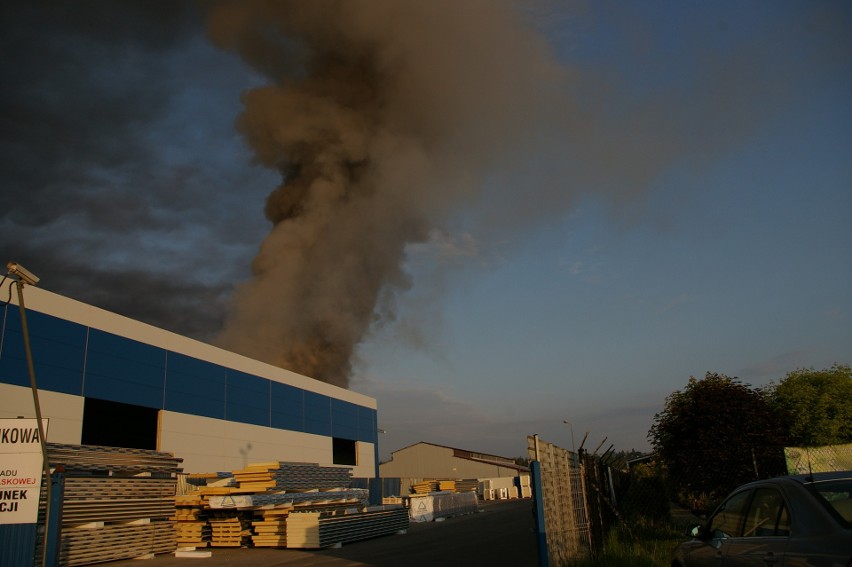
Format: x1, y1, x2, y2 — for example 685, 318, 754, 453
0, 0, 269, 339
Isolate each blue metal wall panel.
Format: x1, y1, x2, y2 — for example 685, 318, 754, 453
225, 370, 270, 427
84, 329, 166, 408
164, 353, 226, 420
357, 407, 377, 443
271, 382, 303, 432
0, 305, 28, 388
304, 391, 331, 436
1, 303, 378, 446
0, 307, 86, 394
331, 399, 358, 440
0, 522, 37, 567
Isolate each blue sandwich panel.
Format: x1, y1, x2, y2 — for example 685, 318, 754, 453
165, 353, 226, 420
358, 406, 378, 443
226, 369, 270, 427
0, 306, 86, 394
84, 329, 166, 409
331, 398, 359, 441
304, 391, 331, 436
271, 382, 304, 432
1, 304, 378, 447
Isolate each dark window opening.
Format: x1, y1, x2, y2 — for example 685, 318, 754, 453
333, 437, 357, 466
82, 397, 158, 450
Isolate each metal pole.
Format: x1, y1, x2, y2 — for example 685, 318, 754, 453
531, 434, 548, 567
16, 281, 51, 567
562, 420, 576, 454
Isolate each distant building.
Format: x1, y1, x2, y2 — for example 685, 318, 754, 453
380, 441, 529, 480
0, 285, 378, 476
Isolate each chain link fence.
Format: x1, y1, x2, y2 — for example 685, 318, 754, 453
527, 437, 851, 565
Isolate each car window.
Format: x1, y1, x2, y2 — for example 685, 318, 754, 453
742, 488, 787, 537
709, 489, 751, 539
810, 479, 852, 526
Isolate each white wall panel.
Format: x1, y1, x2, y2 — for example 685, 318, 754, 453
0, 384, 83, 444
160, 410, 364, 474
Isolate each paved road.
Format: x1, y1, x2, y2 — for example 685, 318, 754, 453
107, 499, 539, 567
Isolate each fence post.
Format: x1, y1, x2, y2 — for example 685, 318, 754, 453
530, 460, 549, 567
43, 472, 64, 567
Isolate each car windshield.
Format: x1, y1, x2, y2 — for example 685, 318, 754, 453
809, 479, 852, 527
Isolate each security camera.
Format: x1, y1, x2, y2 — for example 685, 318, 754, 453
6, 262, 40, 286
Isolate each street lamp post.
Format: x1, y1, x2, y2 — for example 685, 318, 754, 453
562, 420, 576, 454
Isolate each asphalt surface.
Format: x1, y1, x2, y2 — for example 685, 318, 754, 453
106, 499, 539, 567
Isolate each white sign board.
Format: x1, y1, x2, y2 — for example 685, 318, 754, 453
0, 418, 48, 524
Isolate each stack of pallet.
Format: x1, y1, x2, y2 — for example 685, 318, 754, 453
43, 443, 182, 566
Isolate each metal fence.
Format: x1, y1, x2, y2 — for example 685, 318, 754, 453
528, 435, 594, 565
527, 435, 652, 565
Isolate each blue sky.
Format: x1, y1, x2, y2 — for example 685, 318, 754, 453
2, 1, 849, 460
352, 0, 852, 458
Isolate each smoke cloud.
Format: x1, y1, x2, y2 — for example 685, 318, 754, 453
206, 0, 834, 387
207, 0, 570, 387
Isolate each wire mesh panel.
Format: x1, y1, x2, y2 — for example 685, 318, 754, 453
528, 436, 591, 565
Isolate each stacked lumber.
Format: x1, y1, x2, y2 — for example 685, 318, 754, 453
209, 513, 252, 547
438, 480, 456, 492
286, 506, 409, 549
44, 443, 181, 566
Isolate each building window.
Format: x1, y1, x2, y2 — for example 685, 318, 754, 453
81, 397, 158, 450
332, 437, 357, 466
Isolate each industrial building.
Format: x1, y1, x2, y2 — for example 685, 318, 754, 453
380, 441, 529, 480
0, 284, 379, 477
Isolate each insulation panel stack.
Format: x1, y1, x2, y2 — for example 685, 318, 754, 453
43, 443, 182, 566
209, 513, 252, 547
455, 479, 479, 493
410, 480, 439, 494
250, 508, 291, 547
286, 506, 409, 549
173, 493, 210, 548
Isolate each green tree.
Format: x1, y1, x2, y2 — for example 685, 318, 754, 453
649, 372, 786, 511
764, 363, 852, 447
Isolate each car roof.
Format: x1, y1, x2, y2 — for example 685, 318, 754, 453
786, 471, 852, 485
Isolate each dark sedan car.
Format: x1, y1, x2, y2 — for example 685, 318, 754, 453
672, 471, 852, 567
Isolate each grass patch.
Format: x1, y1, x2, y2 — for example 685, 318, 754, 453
566, 521, 685, 567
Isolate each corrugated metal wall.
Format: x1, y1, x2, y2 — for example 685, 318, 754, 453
0, 523, 37, 567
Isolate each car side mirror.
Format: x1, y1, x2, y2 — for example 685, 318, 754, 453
688, 524, 706, 539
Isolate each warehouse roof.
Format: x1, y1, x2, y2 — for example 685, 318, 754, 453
391, 441, 530, 473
